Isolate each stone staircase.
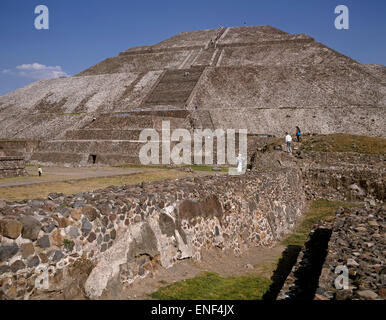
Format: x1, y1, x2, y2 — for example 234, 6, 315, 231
30, 110, 194, 166
178, 49, 203, 69
141, 67, 205, 109
29, 63, 239, 166
29, 108, 243, 166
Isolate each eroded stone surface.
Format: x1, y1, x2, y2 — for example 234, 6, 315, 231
0, 169, 305, 299
278, 205, 385, 300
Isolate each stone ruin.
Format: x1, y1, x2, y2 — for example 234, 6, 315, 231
0, 25, 385, 166
250, 145, 386, 203
0, 169, 306, 299
0, 141, 30, 178
0, 25, 385, 300
0, 147, 384, 300
0, 157, 27, 178
277, 205, 385, 301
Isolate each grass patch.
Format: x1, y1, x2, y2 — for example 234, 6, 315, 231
151, 199, 363, 300
0, 169, 193, 201
115, 164, 174, 170
182, 165, 228, 172
263, 134, 386, 155
281, 199, 363, 246
63, 238, 74, 250
300, 134, 386, 154
150, 272, 272, 300
253, 258, 281, 279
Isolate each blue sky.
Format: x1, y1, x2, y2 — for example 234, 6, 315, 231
0, 0, 385, 95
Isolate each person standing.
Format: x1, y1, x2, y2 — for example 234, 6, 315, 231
38, 166, 43, 177
285, 133, 292, 153
296, 126, 301, 142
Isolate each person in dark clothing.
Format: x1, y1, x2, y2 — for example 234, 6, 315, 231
296, 126, 301, 142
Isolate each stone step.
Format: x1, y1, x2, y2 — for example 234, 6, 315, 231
30, 152, 87, 165
192, 48, 216, 66
118, 109, 190, 118
160, 67, 204, 81
83, 111, 191, 130
30, 150, 239, 166
34, 136, 243, 159
211, 48, 223, 66
84, 115, 153, 130
141, 67, 205, 109
65, 129, 194, 140
37, 140, 146, 154
65, 129, 143, 140
151, 81, 197, 93
179, 49, 202, 69
144, 92, 193, 106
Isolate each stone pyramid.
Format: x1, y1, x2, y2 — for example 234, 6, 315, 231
0, 25, 384, 165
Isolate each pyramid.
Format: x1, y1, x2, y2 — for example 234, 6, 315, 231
0, 25, 384, 166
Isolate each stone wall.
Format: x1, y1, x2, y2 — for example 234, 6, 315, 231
0, 168, 306, 299
278, 205, 385, 300
299, 152, 386, 202
316, 205, 385, 300
0, 140, 39, 159
0, 157, 27, 178
303, 168, 385, 202
205, 105, 386, 137
251, 149, 386, 203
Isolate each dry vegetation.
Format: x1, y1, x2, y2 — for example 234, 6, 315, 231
0, 169, 195, 201
300, 134, 386, 154
266, 134, 386, 154
281, 199, 363, 246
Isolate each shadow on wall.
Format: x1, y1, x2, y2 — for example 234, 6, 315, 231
279, 228, 332, 300
262, 245, 302, 300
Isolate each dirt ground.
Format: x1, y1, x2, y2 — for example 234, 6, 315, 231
122, 244, 285, 300
29, 244, 285, 300
0, 166, 143, 188
0, 166, 222, 201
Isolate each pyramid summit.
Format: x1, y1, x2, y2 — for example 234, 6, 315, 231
0, 25, 385, 166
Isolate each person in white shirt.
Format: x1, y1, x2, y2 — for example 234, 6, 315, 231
285, 132, 292, 153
